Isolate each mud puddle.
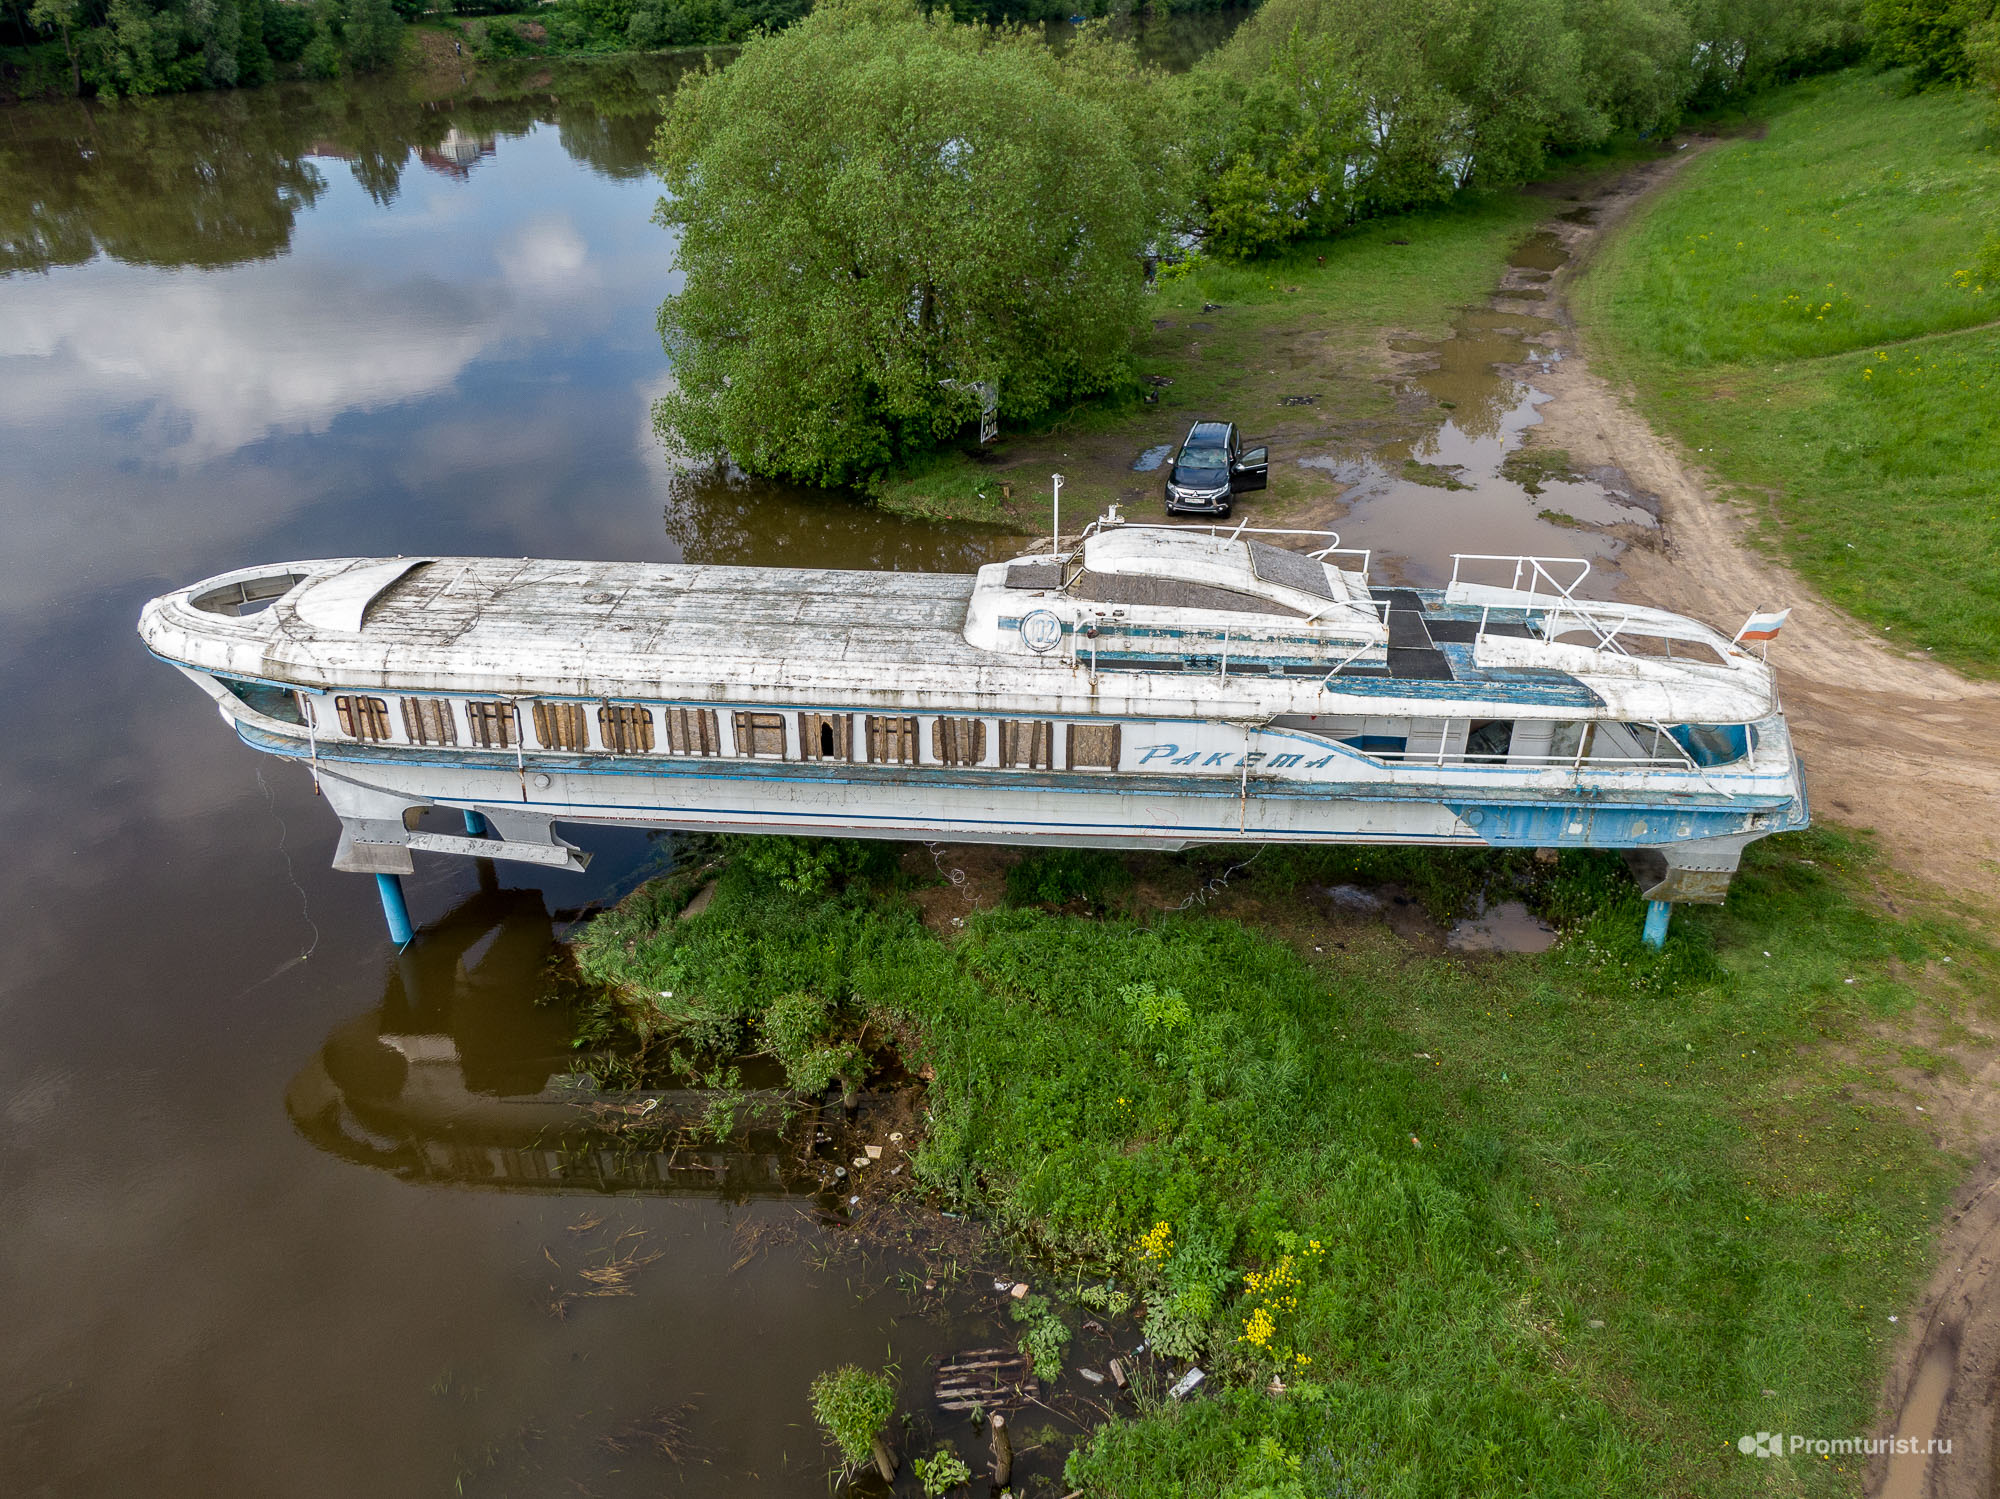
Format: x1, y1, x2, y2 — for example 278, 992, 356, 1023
1301, 236, 1657, 593
1447, 899, 1558, 955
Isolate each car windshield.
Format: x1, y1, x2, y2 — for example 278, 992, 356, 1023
1173, 450, 1227, 485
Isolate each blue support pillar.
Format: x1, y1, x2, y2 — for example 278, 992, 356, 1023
1642, 899, 1671, 949
375, 873, 414, 947
462, 809, 487, 838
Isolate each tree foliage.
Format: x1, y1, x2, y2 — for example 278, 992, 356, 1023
1188, 0, 1869, 257
1865, 0, 2000, 85
650, 0, 1179, 486
5, 0, 399, 95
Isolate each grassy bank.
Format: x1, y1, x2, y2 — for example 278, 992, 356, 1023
572, 833, 1992, 1495
1578, 70, 2000, 675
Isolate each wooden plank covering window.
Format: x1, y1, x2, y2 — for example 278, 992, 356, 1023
931, 716, 987, 766
798, 711, 852, 762
533, 701, 590, 752
866, 715, 919, 764
998, 719, 1054, 769
1067, 723, 1122, 771
335, 695, 391, 741
599, 704, 655, 754
401, 697, 456, 746
466, 701, 517, 749
733, 711, 786, 758
664, 706, 719, 756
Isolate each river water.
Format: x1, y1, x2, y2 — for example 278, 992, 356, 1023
0, 60, 1034, 1499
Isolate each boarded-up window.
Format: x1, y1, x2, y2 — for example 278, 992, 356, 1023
998, 720, 1055, 769
931, 717, 987, 766
799, 711, 852, 761
866, 715, 918, 764
402, 697, 456, 746
733, 711, 786, 758
599, 704, 655, 753
336, 695, 391, 741
664, 707, 719, 756
466, 701, 517, 749
1067, 723, 1122, 771
533, 701, 590, 752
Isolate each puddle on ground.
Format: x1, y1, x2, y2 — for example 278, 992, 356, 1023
1880, 1343, 1955, 1499
1508, 231, 1571, 271
1447, 900, 1558, 954
1132, 443, 1173, 472
1304, 291, 1656, 590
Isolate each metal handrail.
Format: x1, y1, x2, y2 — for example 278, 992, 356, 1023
1449, 553, 1592, 600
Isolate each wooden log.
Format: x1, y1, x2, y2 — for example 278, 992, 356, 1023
871, 1435, 897, 1483
989, 1413, 1013, 1487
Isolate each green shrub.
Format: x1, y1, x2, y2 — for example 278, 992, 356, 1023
728, 834, 876, 897
758, 989, 864, 1094
1004, 847, 1133, 908
1009, 1293, 1073, 1381
807, 1364, 895, 1470
912, 1444, 973, 1496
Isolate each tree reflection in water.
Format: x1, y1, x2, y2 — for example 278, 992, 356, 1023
0, 55, 704, 277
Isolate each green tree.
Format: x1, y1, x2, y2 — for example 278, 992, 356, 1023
650, 0, 1175, 485
28, 0, 86, 93
1866, 0, 2000, 85
341, 0, 398, 68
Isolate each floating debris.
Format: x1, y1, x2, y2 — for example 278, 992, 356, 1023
1168, 1368, 1206, 1400
935, 1349, 1039, 1412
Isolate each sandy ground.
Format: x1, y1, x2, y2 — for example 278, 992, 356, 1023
1520, 146, 2000, 1499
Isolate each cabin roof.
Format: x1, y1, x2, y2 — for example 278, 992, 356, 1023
140, 553, 1782, 724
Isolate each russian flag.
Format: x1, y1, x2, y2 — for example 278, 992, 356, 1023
1734, 607, 1791, 643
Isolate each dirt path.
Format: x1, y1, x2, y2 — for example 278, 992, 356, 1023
1528, 146, 2000, 1499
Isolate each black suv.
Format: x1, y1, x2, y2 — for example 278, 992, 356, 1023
1163, 421, 1268, 516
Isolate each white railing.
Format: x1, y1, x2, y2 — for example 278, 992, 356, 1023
1448, 553, 1592, 600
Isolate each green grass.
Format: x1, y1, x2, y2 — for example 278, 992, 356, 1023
572, 830, 1994, 1496
1580, 70, 2000, 673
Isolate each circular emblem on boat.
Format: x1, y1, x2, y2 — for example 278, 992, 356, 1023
1020, 609, 1064, 654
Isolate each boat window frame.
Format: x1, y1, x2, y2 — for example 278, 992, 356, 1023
931, 716, 988, 767
465, 700, 519, 750
998, 719, 1055, 770
533, 701, 591, 753
402, 696, 457, 746
732, 710, 787, 759
335, 694, 392, 742
866, 715, 920, 765
599, 704, 656, 754
664, 706, 720, 756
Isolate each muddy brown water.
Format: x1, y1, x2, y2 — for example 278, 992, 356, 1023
3, 50, 1631, 1498
1301, 236, 1658, 592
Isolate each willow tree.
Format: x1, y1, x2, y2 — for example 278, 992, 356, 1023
650, 0, 1176, 486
